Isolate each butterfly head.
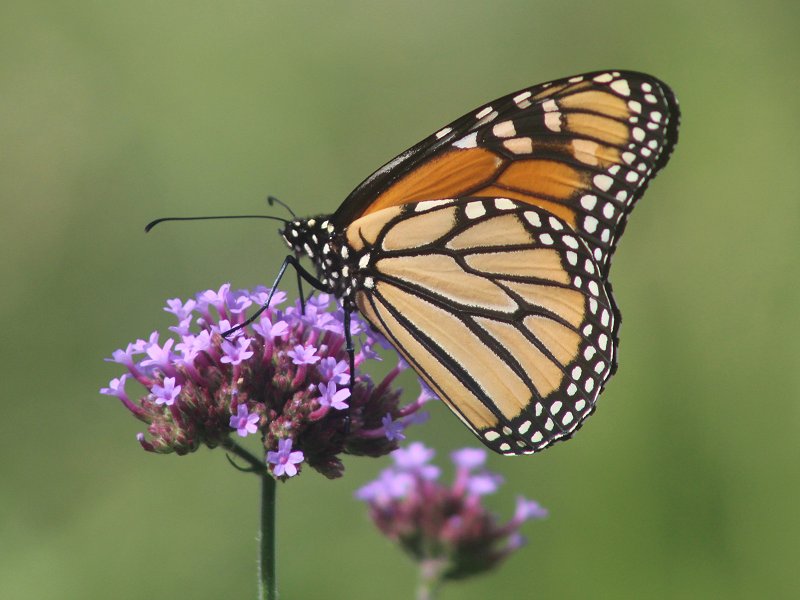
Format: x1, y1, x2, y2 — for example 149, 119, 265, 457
281, 215, 356, 300
281, 216, 335, 258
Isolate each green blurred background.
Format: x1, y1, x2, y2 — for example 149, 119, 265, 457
2, 1, 799, 598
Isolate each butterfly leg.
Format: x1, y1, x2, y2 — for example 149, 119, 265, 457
223, 254, 324, 338
296, 267, 307, 314
343, 308, 355, 434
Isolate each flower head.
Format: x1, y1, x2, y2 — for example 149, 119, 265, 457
357, 443, 547, 581
102, 284, 429, 479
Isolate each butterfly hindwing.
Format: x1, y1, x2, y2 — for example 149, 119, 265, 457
334, 70, 679, 277
345, 197, 618, 455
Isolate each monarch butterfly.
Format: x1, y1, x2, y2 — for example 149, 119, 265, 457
158, 70, 679, 455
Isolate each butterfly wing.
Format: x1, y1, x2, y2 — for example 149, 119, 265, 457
345, 197, 618, 454
334, 70, 679, 277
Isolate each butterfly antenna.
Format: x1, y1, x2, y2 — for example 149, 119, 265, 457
266, 195, 297, 219
144, 214, 287, 233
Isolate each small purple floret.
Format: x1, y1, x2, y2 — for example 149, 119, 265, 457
140, 338, 176, 372
381, 413, 405, 441
164, 298, 196, 320
100, 374, 129, 398
249, 286, 287, 308
220, 337, 254, 365
392, 441, 439, 480
317, 357, 349, 385
287, 344, 320, 365
151, 376, 181, 406
267, 438, 304, 477
197, 283, 230, 312
252, 319, 288, 340
514, 496, 549, 521
316, 381, 350, 411
451, 447, 486, 471
466, 471, 503, 496
229, 404, 260, 437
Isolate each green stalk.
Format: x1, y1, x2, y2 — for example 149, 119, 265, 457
259, 473, 277, 600
223, 441, 277, 600
416, 559, 444, 600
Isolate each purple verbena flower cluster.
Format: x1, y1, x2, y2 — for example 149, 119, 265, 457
101, 284, 431, 480
356, 442, 547, 581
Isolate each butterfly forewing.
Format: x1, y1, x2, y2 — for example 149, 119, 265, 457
334, 70, 679, 277
347, 197, 618, 455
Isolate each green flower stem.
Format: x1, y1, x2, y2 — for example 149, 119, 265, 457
260, 472, 277, 600
416, 581, 437, 600
224, 440, 265, 472
417, 560, 445, 600
223, 441, 277, 600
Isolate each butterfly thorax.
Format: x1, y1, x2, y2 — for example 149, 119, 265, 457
281, 216, 360, 308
